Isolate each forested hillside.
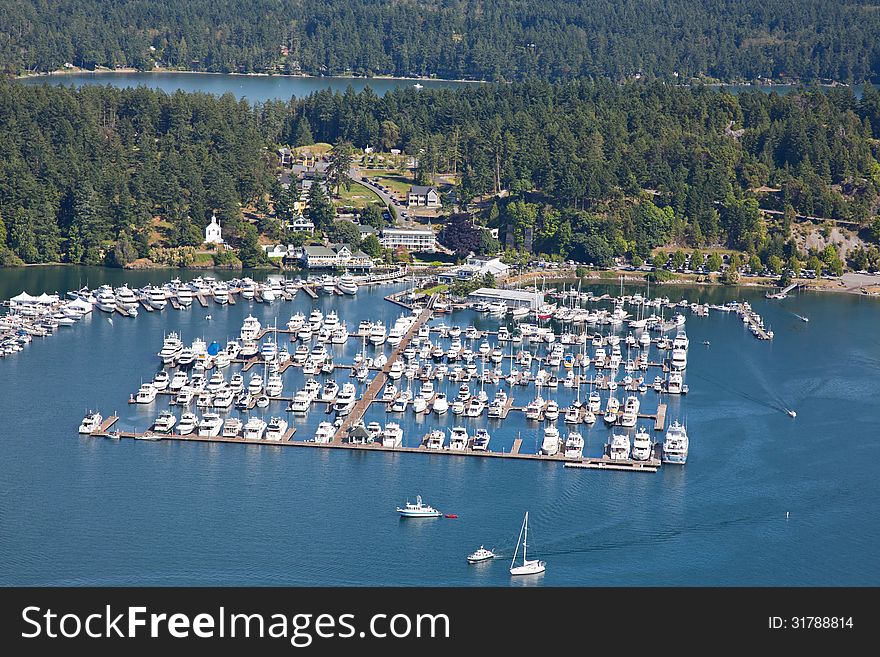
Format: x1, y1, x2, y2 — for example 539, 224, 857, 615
1, 80, 879, 268
3, 0, 880, 83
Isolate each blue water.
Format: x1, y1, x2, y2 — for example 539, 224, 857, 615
18, 72, 476, 102
1, 271, 879, 585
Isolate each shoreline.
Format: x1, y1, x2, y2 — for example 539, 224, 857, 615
14, 66, 487, 85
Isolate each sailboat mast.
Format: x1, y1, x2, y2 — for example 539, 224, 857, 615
523, 511, 528, 564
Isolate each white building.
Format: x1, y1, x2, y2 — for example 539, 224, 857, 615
438, 254, 509, 283
467, 288, 543, 309
204, 215, 223, 244
299, 244, 374, 271
286, 216, 315, 232
407, 186, 441, 208
380, 227, 436, 252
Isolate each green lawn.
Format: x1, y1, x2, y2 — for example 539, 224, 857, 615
363, 169, 414, 198
334, 181, 385, 209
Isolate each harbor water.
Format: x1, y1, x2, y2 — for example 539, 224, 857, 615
1, 270, 879, 585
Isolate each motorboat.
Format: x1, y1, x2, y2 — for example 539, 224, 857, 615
449, 427, 468, 451
147, 286, 168, 310
135, 383, 158, 404
662, 420, 689, 464
564, 431, 584, 459
288, 390, 311, 413
525, 395, 545, 420
222, 417, 243, 438
336, 275, 358, 295
607, 433, 631, 460
381, 423, 404, 448
78, 411, 102, 434
333, 383, 358, 416
631, 427, 653, 461
198, 412, 223, 437
619, 395, 640, 427
425, 430, 445, 450
152, 410, 177, 434
255, 394, 270, 408
213, 387, 235, 408
265, 416, 289, 440
467, 546, 496, 564
313, 422, 335, 443
177, 412, 198, 435
243, 416, 268, 440
432, 393, 449, 415
152, 370, 170, 391
157, 332, 183, 364
396, 495, 441, 518
471, 428, 491, 451
540, 424, 560, 455
544, 399, 559, 421
240, 315, 261, 341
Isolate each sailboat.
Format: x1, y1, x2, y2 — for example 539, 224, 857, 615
509, 511, 546, 576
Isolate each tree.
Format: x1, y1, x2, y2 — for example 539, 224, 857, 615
569, 234, 613, 268
767, 255, 784, 275
631, 254, 644, 268
651, 252, 667, 270
7, 208, 38, 263
379, 120, 400, 151
0, 211, 6, 247
691, 249, 703, 271
329, 220, 361, 247
109, 233, 138, 267
671, 250, 687, 270
438, 213, 485, 257
807, 254, 823, 274
360, 233, 382, 257
306, 182, 335, 230
359, 204, 385, 231
749, 254, 763, 274
869, 217, 880, 244
326, 141, 354, 197
706, 252, 723, 272
294, 117, 314, 147
575, 265, 588, 278
720, 267, 740, 284
237, 224, 266, 268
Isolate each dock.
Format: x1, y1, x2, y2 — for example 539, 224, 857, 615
564, 458, 660, 472
300, 285, 318, 299
91, 415, 119, 436
653, 403, 666, 431
196, 294, 208, 308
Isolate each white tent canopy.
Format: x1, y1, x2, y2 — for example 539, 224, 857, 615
10, 291, 38, 304
36, 293, 57, 304
65, 298, 93, 312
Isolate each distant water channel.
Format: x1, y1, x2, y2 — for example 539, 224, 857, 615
19, 71, 476, 102
1, 269, 879, 585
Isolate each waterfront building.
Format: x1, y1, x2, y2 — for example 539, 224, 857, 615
299, 244, 374, 271
204, 214, 223, 245
467, 288, 543, 309
379, 227, 436, 252
407, 185, 441, 208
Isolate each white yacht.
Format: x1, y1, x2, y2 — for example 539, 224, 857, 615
449, 427, 469, 451
321, 380, 340, 401
260, 286, 276, 303
175, 387, 195, 406
287, 390, 311, 413
265, 416, 289, 440
240, 315, 261, 341
95, 289, 117, 313
266, 372, 284, 398
213, 387, 234, 408
78, 411, 103, 434
175, 285, 194, 306
287, 312, 306, 332
243, 416, 268, 440
540, 424, 560, 455
472, 428, 491, 451
381, 423, 404, 448
308, 309, 323, 331
333, 383, 358, 416
425, 429, 445, 450
260, 340, 278, 362
619, 395, 640, 427
247, 372, 264, 395
177, 412, 198, 435
432, 393, 449, 415
671, 347, 688, 370
387, 324, 405, 346
525, 395, 545, 420
662, 420, 689, 464
147, 286, 168, 310
198, 412, 223, 437
152, 410, 177, 434
313, 422, 335, 443
336, 275, 359, 295
667, 371, 683, 394
564, 431, 584, 459
135, 383, 158, 404
607, 433, 631, 460
158, 333, 183, 364
152, 370, 170, 391
544, 399, 559, 421
631, 427, 653, 461
467, 546, 496, 563
369, 322, 387, 346
114, 285, 139, 310
222, 417, 243, 438
396, 495, 442, 518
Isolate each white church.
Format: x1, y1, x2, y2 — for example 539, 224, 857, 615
204, 214, 223, 245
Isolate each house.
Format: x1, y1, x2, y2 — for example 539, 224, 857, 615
358, 225, 378, 239
467, 288, 543, 309
286, 216, 315, 232
379, 227, 436, 251
262, 244, 291, 259
438, 254, 509, 283
204, 214, 223, 245
299, 243, 374, 271
278, 147, 293, 168
407, 185, 441, 208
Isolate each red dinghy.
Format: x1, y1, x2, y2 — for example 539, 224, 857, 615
445, 514, 458, 519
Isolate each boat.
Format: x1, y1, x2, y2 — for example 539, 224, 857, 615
471, 428, 491, 451
135, 383, 158, 404
313, 421, 335, 443
265, 416, 289, 440
152, 410, 177, 434
540, 424, 560, 455
336, 275, 359, 295
425, 429, 445, 450
157, 332, 183, 364
396, 495, 442, 518
147, 286, 167, 310
619, 395, 640, 427
544, 399, 559, 421
78, 411, 102, 434
509, 512, 546, 576
198, 412, 223, 437
631, 427, 653, 461
243, 416, 268, 440
177, 412, 198, 435
333, 383, 358, 416
240, 315, 261, 341
222, 417, 243, 438
449, 427, 469, 451
152, 370, 170, 391
607, 433, 631, 460
432, 393, 449, 415
381, 422, 404, 447
564, 431, 584, 459
662, 420, 689, 464
467, 546, 496, 564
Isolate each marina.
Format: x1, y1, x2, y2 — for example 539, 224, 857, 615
2, 267, 878, 587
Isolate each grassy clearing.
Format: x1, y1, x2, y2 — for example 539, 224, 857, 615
363, 169, 414, 197
334, 181, 385, 209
